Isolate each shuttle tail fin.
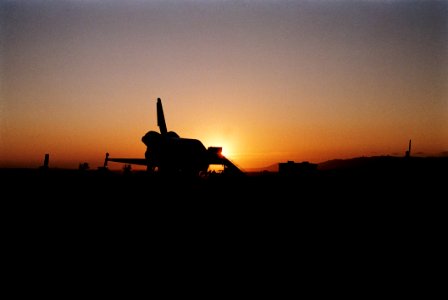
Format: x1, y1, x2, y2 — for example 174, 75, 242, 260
157, 98, 167, 135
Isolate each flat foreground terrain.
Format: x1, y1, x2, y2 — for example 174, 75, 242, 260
2, 157, 446, 272
2, 156, 446, 201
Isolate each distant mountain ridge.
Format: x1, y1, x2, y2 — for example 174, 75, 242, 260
245, 155, 448, 173
244, 163, 279, 173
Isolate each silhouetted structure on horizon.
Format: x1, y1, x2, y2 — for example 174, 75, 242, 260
104, 152, 109, 168
405, 139, 412, 158
39, 153, 50, 170
97, 152, 109, 171
123, 164, 132, 174
79, 162, 89, 171
279, 161, 317, 176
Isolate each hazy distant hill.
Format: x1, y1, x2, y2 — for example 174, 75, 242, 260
244, 163, 279, 173
246, 157, 395, 173
317, 155, 448, 171
317, 156, 386, 171
246, 155, 448, 174
245, 156, 398, 173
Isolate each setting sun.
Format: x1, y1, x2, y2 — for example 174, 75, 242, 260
203, 135, 236, 160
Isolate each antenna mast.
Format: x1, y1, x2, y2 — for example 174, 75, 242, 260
405, 139, 411, 158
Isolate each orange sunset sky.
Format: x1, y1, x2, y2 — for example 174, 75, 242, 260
1, 0, 447, 170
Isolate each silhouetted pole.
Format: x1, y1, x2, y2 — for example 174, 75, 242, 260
44, 154, 49, 167
405, 139, 411, 158
104, 152, 109, 168
39, 153, 50, 170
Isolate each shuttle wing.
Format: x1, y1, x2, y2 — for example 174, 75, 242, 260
107, 158, 148, 166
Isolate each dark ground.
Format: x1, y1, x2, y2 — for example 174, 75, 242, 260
2, 157, 445, 290
2, 156, 446, 214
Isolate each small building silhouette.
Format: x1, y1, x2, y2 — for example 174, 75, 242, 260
79, 162, 90, 171
123, 164, 132, 174
278, 160, 317, 176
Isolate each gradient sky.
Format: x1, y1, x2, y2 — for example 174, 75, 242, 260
1, 0, 447, 170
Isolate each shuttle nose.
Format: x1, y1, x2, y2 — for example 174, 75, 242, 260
142, 130, 161, 146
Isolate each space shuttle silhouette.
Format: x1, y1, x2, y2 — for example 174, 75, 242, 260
106, 98, 243, 176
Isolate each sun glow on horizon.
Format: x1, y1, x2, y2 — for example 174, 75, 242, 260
203, 134, 237, 159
